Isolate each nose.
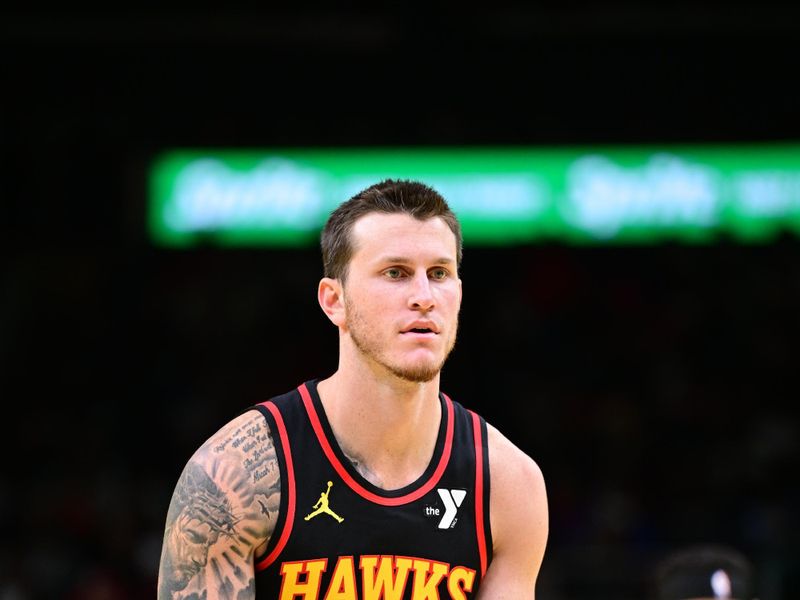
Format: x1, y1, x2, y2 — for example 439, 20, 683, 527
408, 272, 435, 311
194, 549, 209, 568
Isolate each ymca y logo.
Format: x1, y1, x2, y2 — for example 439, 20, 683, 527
434, 488, 466, 529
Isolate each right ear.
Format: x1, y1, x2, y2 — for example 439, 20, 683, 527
318, 277, 347, 328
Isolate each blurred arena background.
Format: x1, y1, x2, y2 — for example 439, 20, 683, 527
2, 4, 799, 599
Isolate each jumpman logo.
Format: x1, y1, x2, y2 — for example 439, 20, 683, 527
304, 480, 344, 523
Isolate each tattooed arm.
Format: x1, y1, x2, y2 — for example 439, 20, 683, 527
158, 410, 280, 600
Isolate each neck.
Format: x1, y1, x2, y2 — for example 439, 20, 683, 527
316, 350, 443, 490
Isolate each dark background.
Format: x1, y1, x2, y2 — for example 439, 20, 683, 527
3, 5, 799, 599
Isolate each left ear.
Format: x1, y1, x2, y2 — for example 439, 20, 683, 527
318, 277, 347, 328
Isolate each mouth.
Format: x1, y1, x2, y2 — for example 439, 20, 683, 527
177, 564, 200, 586
400, 320, 440, 335
401, 327, 438, 337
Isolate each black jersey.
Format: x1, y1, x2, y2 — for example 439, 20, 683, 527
249, 380, 492, 600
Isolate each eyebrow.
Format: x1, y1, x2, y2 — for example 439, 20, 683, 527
379, 256, 455, 265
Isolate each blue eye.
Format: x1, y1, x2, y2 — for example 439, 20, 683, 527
430, 268, 448, 280
385, 268, 403, 279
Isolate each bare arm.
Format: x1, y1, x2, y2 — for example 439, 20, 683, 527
476, 424, 549, 599
158, 410, 281, 600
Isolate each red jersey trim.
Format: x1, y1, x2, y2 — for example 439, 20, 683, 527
298, 383, 455, 507
255, 401, 296, 572
470, 410, 488, 578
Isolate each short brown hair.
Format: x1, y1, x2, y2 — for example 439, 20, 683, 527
321, 179, 463, 282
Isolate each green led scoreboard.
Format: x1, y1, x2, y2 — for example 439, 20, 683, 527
149, 144, 800, 246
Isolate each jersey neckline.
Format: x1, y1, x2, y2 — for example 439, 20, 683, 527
298, 379, 454, 506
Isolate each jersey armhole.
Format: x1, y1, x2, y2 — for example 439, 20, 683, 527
470, 410, 494, 579
246, 401, 296, 572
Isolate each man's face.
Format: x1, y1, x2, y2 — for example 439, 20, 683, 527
166, 513, 221, 590
340, 212, 462, 383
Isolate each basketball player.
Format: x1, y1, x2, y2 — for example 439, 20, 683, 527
157, 179, 549, 599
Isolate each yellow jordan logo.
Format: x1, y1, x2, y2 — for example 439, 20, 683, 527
304, 480, 344, 523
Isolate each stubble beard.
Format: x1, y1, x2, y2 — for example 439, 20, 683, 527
344, 298, 457, 383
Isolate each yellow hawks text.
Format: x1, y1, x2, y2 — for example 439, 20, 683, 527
278, 555, 477, 600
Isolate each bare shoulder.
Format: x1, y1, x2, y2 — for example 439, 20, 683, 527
477, 423, 548, 598
486, 423, 547, 504
158, 409, 281, 600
